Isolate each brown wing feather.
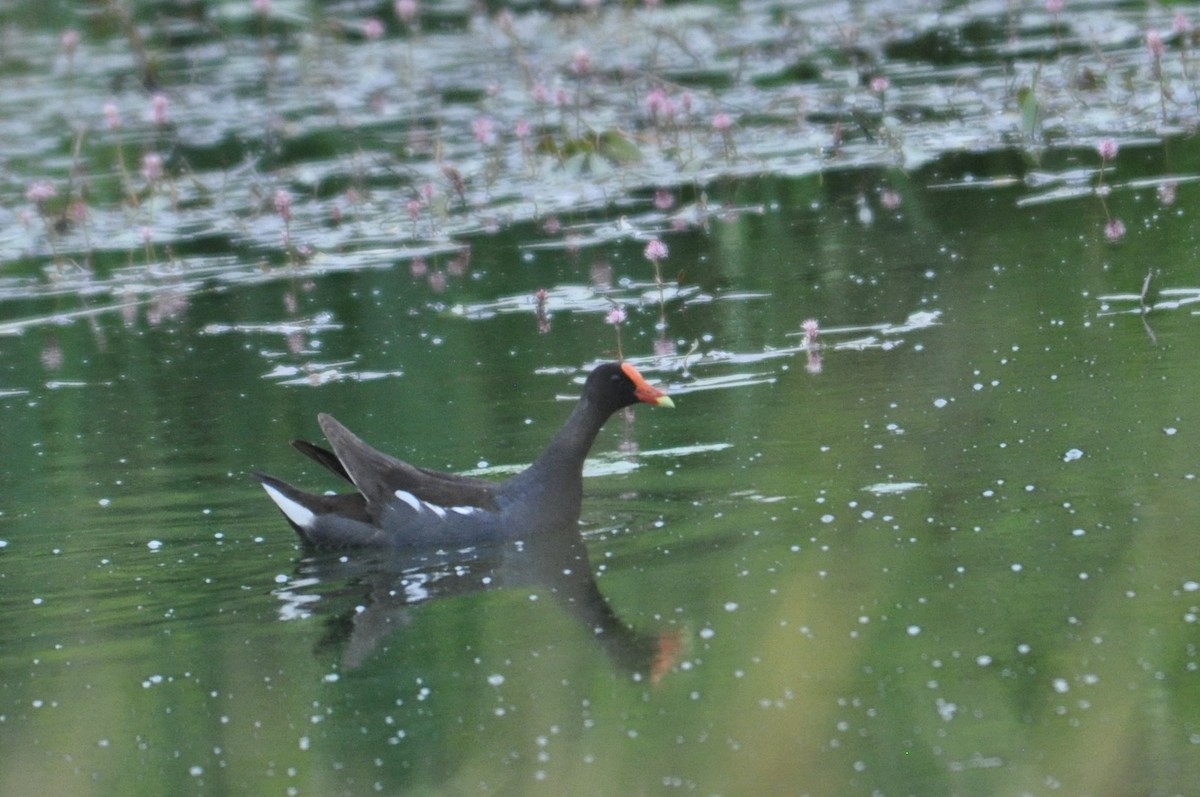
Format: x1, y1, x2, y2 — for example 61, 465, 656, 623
317, 413, 500, 511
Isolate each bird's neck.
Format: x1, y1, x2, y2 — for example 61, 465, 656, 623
532, 396, 607, 480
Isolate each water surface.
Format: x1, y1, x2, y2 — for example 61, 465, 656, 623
2, 1, 1200, 795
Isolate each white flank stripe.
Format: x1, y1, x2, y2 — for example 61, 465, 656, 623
393, 490, 423, 512
450, 506, 477, 515
425, 502, 447, 520
262, 483, 316, 530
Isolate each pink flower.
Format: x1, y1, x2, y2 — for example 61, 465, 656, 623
1174, 11, 1191, 35
363, 18, 385, 39
644, 239, 668, 262
532, 83, 549, 104
406, 198, 422, 221
472, 116, 496, 146
1045, 0, 1064, 14
410, 257, 428, 278
253, 0, 272, 14
606, 306, 627, 325
880, 188, 901, 210
1104, 218, 1126, 243
514, 119, 532, 140
1147, 29, 1164, 60
1097, 137, 1118, 162
141, 152, 164, 182
869, 75, 890, 93
645, 87, 675, 120
103, 102, 122, 130
802, 318, 820, 344
570, 48, 592, 76
26, 180, 57, 205
394, 0, 418, 25
61, 29, 80, 57
274, 189, 293, 221
150, 93, 169, 126
654, 189, 675, 210
712, 112, 733, 132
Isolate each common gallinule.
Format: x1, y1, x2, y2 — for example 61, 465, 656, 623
255, 361, 674, 547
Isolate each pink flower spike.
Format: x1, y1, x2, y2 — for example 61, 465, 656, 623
394, 0, 418, 25
1146, 29, 1164, 60
1045, 0, 1064, 14
644, 239, 668, 262
1097, 137, 1118, 162
61, 29, 80, 57
570, 48, 592, 76
26, 180, 57, 204
606, 306, 627, 325
712, 112, 733, 132
645, 87, 671, 118
654, 189, 675, 210
141, 152, 164, 182
802, 318, 820, 344
103, 102, 122, 130
472, 116, 496, 146
253, 0, 272, 14
1104, 218, 1126, 243
870, 75, 890, 93
1174, 11, 1191, 35
363, 18, 385, 40
274, 189, 294, 221
151, 93, 169, 126
514, 119, 532, 140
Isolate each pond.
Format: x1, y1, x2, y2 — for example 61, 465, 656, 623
2, 0, 1199, 795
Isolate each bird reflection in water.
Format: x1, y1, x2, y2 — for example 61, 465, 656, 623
273, 520, 682, 683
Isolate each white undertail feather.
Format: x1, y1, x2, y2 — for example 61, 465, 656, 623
261, 483, 316, 530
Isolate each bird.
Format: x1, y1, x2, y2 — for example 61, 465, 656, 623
254, 361, 674, 548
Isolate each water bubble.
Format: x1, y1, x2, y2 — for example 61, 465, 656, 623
1063, 448, 1084, 462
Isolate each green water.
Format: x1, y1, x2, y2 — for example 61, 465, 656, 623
3, 1, 1200, 795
